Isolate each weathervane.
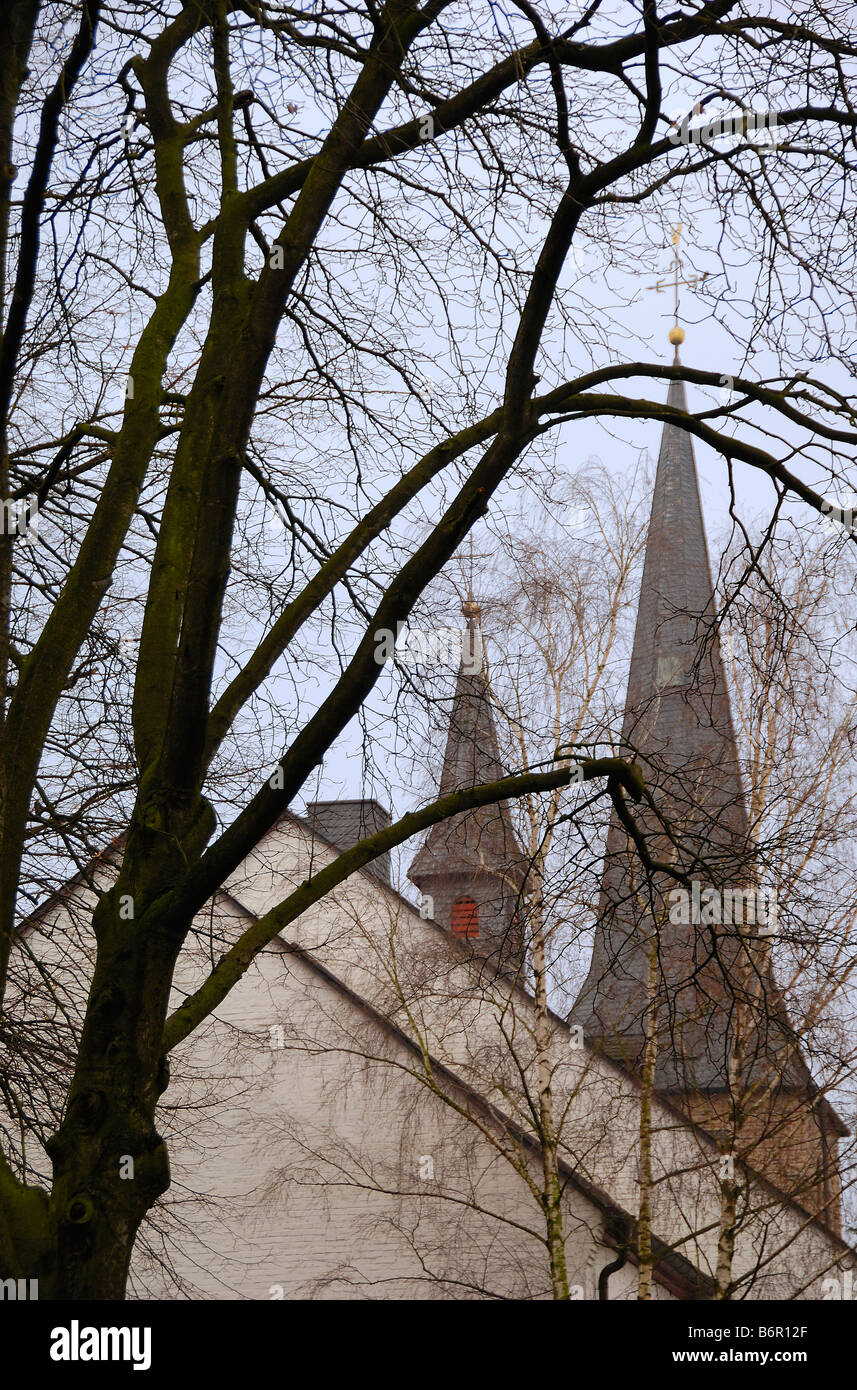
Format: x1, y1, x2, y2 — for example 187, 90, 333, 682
455, 535, 492, 617
648, 224, 708, 347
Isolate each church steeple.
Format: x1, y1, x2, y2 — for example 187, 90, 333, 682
568, 335, 845, 1227
570, 334, 759, 1073
617, 335, 749, 854
408, 599, 528, 970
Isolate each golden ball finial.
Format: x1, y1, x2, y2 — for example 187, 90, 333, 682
461, 598, 481, 621
669, 324, 685, 346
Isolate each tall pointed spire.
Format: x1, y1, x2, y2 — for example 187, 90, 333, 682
571, 338, 774, 1078
568, 335, 845, 1227
619, 337, 748, 845
408, 599, 528, 970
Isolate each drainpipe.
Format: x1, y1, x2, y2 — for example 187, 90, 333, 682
598, 1217, 631, 1300
819, 1103, 831, 1222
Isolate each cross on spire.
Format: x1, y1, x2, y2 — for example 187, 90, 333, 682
647, 224, 708, 350
455, 535, 493, 608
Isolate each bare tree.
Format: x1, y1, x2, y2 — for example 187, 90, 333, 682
256, 496, 857, 1301
1, 0, 857, 1298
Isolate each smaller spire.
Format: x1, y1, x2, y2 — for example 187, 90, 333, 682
408, 598, 528, 970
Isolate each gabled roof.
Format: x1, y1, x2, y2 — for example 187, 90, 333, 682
14, 806, 855, 1273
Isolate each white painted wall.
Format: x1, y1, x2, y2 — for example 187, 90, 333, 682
6, 815, 854, 1299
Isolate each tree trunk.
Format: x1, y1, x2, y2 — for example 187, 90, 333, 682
35, 812, 209, 1297
637, 930, 658, 1299
530, 879, 570, 1300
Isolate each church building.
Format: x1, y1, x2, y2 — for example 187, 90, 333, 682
8, 335, 855, 1299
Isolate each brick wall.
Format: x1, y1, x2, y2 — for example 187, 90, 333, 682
680, 1089, 841, 1236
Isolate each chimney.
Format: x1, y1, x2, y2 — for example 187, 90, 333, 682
304, 799, 392, 885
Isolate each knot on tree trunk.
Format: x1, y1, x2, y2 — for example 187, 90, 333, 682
73, 1089, 107, 1134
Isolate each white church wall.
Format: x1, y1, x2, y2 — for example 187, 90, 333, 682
4, 814, 853, 1300
135, 938, 635, 1299
224, 815, 854, 1299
